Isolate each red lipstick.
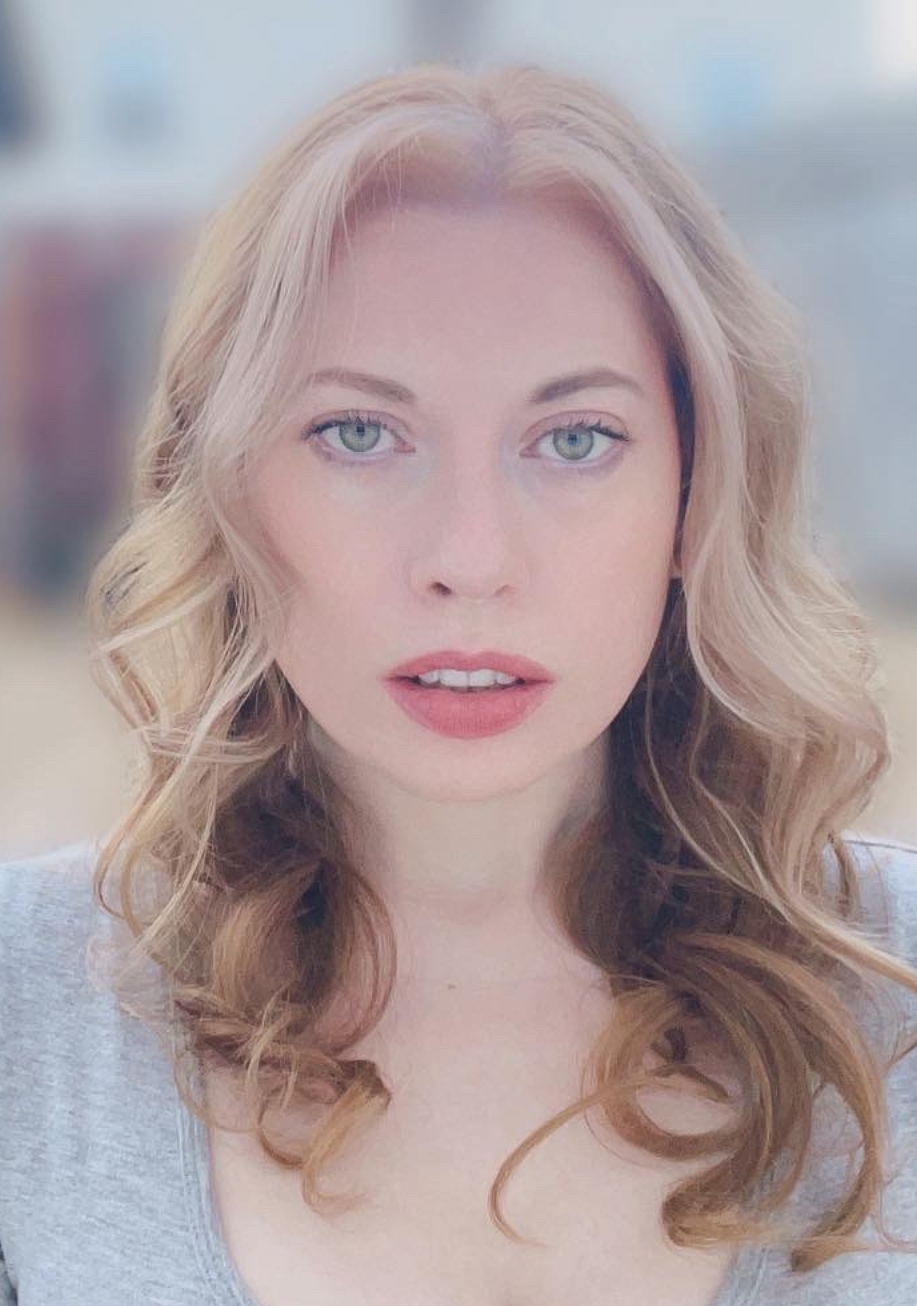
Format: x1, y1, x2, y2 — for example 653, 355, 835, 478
381, 649, 555, 739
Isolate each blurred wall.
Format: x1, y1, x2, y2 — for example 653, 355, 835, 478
1, 0, 914, 857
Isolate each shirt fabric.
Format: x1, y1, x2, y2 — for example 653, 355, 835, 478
0, 832, 916, 1305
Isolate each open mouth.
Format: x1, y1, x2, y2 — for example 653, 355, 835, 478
400, 676, 527, 692
383, 671, 553, 737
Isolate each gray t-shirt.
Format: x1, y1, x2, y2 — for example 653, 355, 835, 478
1, 834, 915, 1304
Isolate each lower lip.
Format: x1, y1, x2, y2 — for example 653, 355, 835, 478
383, 677, 554, 738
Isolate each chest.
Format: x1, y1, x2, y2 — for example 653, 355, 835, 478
202, 983, 743, 1306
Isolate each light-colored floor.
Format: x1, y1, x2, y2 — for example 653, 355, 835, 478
1, 589, 914, 861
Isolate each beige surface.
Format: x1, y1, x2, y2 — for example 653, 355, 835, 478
0, 589, 914, 861
859, 598, 917, 847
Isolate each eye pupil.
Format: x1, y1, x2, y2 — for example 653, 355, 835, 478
342, 419, 380, 452
308, 414, 622, 469
554, 426, 593, 460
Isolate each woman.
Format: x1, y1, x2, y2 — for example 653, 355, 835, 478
1, 61, 916, 1306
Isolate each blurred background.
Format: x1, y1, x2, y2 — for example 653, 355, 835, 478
1, 0, 914, 859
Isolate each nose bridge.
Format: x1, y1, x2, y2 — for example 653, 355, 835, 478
411, 439, 525, 597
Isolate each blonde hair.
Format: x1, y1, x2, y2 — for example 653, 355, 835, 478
85, 60, 917, 1273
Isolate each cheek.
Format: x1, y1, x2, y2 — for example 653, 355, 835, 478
553, 488, 679, 706
566, 555, 671, 677
279, 541, 384, 661
274, 587, 376, 725
568, 580, 670, 736
250, 468, 387, 681
254, 458, 383, 602
556, 473, 679, 614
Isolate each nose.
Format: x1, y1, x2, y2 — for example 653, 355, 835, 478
407, 456, 528, 603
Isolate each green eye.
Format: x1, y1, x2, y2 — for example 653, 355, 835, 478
326, 417, 385, 454
303, 409, 628, 470
548, 424, 603, 460
532, 419, 629, 467
303, 410, 399, 463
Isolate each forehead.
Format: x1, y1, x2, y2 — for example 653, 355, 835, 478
317, 198, 664, 373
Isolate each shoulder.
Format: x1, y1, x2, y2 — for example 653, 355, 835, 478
0, 838, 105, 1001
835, 831, 917, 968
0, 836, 101, 883
0, 838, 101, 930
0, 837, 172, 1033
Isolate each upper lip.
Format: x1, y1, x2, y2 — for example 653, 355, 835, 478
386, 649, 554, 682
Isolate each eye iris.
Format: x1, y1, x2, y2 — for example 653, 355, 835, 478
319, 417, 614, 464
340, 419, 380, 453
554, 426, 594, 460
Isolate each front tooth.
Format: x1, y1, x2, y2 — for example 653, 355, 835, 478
468, 669, 500, 687
439, 669, 475, 688
415, 668, 516, 687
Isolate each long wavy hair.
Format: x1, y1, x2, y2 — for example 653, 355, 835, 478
84, 60, 917, 1274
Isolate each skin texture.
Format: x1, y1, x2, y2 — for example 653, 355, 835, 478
247, 197, 683, 989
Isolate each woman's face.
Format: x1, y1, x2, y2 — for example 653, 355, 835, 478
249, 197, 683, 804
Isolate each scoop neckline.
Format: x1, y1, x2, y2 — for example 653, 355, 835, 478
171, 1006, 770, 1306
173, 1009, 269, 1306
164, 832, 913, 1305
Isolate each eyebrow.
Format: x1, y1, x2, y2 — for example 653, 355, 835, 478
303, 365, 646, 405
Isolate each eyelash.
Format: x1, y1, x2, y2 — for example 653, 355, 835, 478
301, 407, 630, 471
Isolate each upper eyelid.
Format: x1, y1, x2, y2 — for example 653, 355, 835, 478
306, 409, 406, 440
304, 408, 629, 442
